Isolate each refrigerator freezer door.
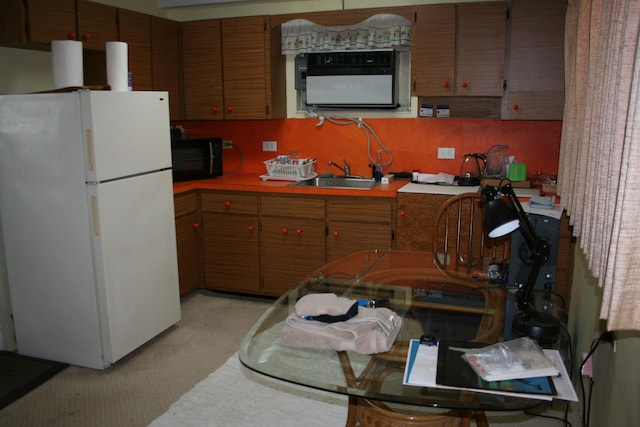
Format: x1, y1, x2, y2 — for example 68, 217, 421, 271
80, 91, 172, 183
87, 169, 180, 364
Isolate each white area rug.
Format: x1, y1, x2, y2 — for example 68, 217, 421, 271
148, 353, 348, 427
149, 352, 579, 427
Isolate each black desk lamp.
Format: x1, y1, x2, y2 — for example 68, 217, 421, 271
481, 181, 561, 342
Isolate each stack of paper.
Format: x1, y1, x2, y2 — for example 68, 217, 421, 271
403, 339, 578, 402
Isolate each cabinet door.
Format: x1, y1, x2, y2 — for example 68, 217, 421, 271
151, 16, 182, 119
76, 0, 118, 51
326, 198, 395, 262
502, 0, 566, 120
221, 16, 268, 119
202, 213, 260, 294
175, 212, 201, 297
182, 19, 224, 120
118, 9, 152, 91
411, 4, 455, 97
455, 3, 507, 97
326, 221, 393, 263
396, 193, 450, 251
260, 217, 326, 296
11, 0, 77, 45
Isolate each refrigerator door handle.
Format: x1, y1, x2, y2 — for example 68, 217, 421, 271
209, 141, 214, 174
90, 196, 100, 236
86, 129, 95, 172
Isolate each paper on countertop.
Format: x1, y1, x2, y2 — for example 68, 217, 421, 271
403, 339, 577, 402
413, 172, 456, 185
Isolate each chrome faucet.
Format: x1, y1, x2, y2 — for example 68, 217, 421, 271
328, 159, 351, 177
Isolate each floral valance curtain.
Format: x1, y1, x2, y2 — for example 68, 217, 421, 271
281, 14, 411, 55
558, 0, 640, 330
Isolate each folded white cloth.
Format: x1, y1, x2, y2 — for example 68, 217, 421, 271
295, 293, 356, 317
279, 306, 402, 354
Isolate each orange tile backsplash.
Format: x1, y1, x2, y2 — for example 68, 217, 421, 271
175, 118, 561, 179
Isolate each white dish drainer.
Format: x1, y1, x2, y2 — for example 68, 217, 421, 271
260, 158, 316, 181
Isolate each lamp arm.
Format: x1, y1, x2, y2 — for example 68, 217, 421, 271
499, 183, 550, 314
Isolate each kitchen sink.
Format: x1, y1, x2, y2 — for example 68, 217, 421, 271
289, 176, 380, 189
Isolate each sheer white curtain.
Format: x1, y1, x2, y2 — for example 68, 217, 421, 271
558, 0, 640, 330
281, 14, 411, 54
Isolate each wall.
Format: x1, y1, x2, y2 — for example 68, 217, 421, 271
176, 118, 562, 180
567, 244, 640, 426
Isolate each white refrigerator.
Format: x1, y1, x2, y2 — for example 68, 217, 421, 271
0, 90, 181, 369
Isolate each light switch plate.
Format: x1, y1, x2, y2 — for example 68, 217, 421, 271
437, 147, 455, 159
262, 140, 277, 152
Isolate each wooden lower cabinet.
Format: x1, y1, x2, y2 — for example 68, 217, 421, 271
260, 196, 326, 296
201, 192, 260, 294
326, 197, 396, 263
396, 193, 450, 251
174, 191, 201, 297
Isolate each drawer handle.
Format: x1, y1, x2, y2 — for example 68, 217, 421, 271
333, 231, 339, 237
282, 228, 288, 234
461, 81, 468, 88
443, 81, 449, 88
400, 210, 406, 216
296, 228, 302, 235
224, 201, 231, 207
248, 225, 254, 232
193, 223, 200, 230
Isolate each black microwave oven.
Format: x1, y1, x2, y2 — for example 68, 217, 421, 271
170, 137, 223, 182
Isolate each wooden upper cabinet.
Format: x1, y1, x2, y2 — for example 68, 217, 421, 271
118, 9, 152, 91
76, 0, 118, 51
455, 3, 507, 97
412, 2, 506, 98
221, 16, 273, 120
0, 0, 76, 46
502, 0, 567, 120
151, 16, 182, 120
411, 4, 455, 97
182, 20, 224, 120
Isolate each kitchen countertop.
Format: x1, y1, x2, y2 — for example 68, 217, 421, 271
398, 182, 541, 198
173, 173, 406, 197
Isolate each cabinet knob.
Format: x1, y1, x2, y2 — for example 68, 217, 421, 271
224, 201, 231, 207
443, 81, 449, 88
513, 104, 519, 111
68, 32, 77, 40
333, 231, 339, 237
213, 106, 219, 113
461, 82, 468, 88
282, 228, 288, 234
82, 34, 91, 41
296, 228, 302, 235
400, 210, 406, 217
193, 223, 200, 230
248, 225, 254, 232
227, 106, 233, 113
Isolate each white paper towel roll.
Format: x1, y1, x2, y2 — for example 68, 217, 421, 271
106, 41, 128, 91
51, 40, 84, 89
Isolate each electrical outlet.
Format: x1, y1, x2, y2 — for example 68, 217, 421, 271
581, 352, 593, 377
437, 147, 455, 159
222, 139, 233, 149
262, 140, 277, 152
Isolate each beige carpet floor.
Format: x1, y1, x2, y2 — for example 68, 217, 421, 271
0, 290, 581, 427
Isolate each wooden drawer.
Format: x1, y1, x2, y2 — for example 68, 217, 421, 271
261, 195, 325, 219
327, 198, 394, 223
174, 191, 198, 217
201, 191, 258, 215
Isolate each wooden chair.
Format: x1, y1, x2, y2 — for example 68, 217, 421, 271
432, 192, 511, 280
338, 263, 506, 427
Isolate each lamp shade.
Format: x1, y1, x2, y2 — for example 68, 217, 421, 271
485, 198, 520, 238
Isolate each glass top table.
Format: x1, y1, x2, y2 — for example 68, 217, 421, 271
239, 250, 546, 424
